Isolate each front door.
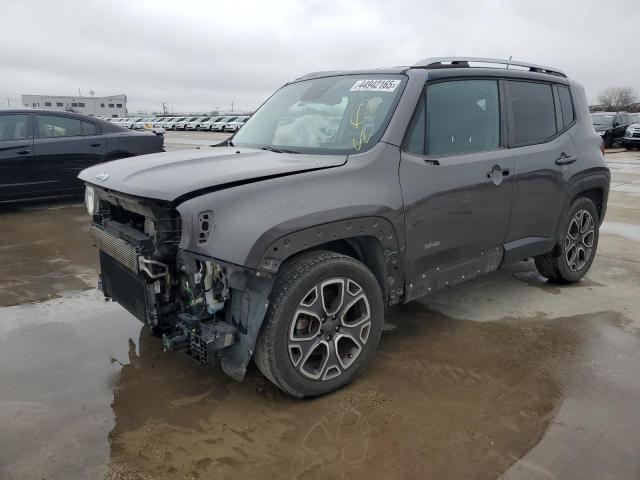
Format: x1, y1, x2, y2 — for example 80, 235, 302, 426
33, 113, 106, 192
399, 79, 514, 300
0, 113, 39, 201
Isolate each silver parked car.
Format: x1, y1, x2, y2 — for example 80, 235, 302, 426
185, 117, 211, 130
164, 117, 187, 130
212, 116, 238, 131
199, 116, 224, 131
224, 116, 250, 132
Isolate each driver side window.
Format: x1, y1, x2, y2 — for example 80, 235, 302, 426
403, 80, 501, 156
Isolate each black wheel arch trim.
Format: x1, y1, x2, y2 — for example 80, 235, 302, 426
553, 168, 610, 243
249, 216, 404, 305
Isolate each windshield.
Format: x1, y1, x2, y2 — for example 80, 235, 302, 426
233, 74, 405, 154
591, 114, 614, 126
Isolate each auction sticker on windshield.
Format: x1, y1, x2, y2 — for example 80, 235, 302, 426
350, 79, 401, 92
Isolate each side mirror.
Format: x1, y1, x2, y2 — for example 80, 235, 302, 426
613, 121, 620, 127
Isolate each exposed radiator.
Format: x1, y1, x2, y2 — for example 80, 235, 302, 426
90, 225, 140, 273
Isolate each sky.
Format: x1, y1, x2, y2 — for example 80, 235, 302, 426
1, 0, 638, 114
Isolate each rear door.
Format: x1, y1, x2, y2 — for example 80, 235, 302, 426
400, 79, 515, 297
0, 113, 38, 200
33, 114, 106, 191
504, 80, 579, 243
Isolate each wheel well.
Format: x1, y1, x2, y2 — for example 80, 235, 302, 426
578, 187, 604, 221
289, 237, 389, 303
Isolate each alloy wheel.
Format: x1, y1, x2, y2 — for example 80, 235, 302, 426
565, 209, 595, 272
288, 278, 371, 381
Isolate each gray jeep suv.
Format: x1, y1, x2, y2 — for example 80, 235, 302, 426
79, 57, 609, 397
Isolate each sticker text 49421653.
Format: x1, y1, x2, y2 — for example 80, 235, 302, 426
350, 79, 401, 92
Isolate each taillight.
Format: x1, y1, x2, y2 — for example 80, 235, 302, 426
600, 139, 605, 157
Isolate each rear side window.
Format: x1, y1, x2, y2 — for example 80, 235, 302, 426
82, 121, 99, 135
37, 115, 83, 138
507, 81, 556, 145
557, 86, 575, 128
0, 114, 29, 141
426, 80, 500, 155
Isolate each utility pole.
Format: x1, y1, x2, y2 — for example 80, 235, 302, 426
216, 106, 219, 115
162, 102, 167, 116
90, 90, 95, 115
231, 101, 234, 112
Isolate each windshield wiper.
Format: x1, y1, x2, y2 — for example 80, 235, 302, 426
261, 146, 301, 154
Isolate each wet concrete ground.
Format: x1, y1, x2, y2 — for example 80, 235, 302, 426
1, 135, 639, 479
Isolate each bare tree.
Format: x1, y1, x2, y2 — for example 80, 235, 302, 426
597, 86, 638, 111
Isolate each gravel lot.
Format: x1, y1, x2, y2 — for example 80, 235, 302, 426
1, 132, 639, 479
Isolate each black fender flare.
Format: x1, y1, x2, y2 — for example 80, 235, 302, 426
248, 216, 404, 304
553, 169, 610, 244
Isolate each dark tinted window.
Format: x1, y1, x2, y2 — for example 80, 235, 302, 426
116, 103, 122, 108
82, 121, 98, 135
557, 86, 574, 128
403, 94, 425, 154
37, 115, 83, 138
71, 102, 78, 107
79, 102, 85, 107
56, 102, 63, 107
109, 104, 114, 108
508, 81, 556, 145
426, 80, 500, 155
0, 114, 29, 141
44, 101, 52, 107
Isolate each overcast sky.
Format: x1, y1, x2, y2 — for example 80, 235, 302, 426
1, 0, 638, 114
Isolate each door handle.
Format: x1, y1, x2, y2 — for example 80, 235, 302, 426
555, 152, 577, 166
16, 149, 30, 155
486, 167, 510, 179
90, 143, 102, 147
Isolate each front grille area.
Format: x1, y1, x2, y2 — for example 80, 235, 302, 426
100, 250, 147, 323
90, 225, 140, 272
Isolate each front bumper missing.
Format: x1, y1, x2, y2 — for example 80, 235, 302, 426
91, 222, 274, 381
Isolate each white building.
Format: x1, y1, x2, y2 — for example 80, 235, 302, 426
20, 94, 128, 118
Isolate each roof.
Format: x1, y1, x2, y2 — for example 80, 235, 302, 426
294, 56, 567, 82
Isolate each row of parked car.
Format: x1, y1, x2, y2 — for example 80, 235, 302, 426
591, 111, 640, 149
102, 115, 251, 132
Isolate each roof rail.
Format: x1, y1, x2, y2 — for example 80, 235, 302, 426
294, 70, 344, 81
412, 57, 566, 78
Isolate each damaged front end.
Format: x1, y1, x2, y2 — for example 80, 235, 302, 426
89, 187, 272, 380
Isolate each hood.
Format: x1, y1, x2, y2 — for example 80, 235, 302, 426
78, 146, 347, 203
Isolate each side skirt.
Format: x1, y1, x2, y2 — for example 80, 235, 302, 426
404, 246, 504, 303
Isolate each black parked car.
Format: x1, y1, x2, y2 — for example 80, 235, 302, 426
591, 111, 632, 148
0, 110, 164, 202
80, 57, 608, 397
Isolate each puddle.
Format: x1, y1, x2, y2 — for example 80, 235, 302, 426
1, 292, 639, 479
0, 205, 98, 306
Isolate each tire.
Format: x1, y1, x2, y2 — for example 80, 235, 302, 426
534, 196, 599, 283
254, 250, 384, 398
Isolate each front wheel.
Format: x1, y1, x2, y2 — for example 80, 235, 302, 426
254, 251, 384, 397
534, 196, 599, 283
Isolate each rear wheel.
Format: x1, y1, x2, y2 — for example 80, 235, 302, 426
254, 251, 384, 397
534, 196, 599, 283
